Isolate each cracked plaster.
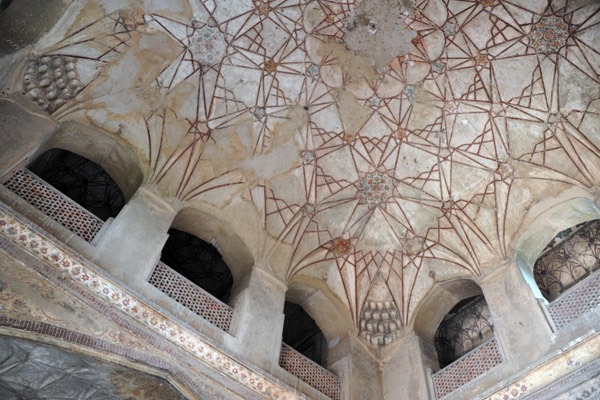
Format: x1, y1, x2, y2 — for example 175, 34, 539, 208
3, 0, 600, 349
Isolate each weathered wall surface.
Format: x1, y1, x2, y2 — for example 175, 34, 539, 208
0, 0, 600, 399
0, 335, 186, 399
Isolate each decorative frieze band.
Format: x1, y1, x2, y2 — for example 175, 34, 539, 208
0, 208, 310, 400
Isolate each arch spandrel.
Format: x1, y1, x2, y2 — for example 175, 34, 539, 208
3, 0, 600, 352
286, 275, 354, 344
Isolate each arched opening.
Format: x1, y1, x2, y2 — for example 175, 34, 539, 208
3, 148, 127, 242
513, 196, 600, 302
282, 301, 326, 366
148, 225, 236, 332
412, 279, 499, 371
146, 207, 254, 332
28, 148, 125, 221
514, 197, 600, 331
534, 219, 600, 302
159, 228, 233, 303
433, 295, 493, 368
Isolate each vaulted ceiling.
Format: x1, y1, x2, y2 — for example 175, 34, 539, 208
17, 0, 600, 346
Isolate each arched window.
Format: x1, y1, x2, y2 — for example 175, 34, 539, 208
434, 295, 493, 368
3, 148, 126, 242
414, 280, 502, 398
534, 219, 600, 302
159, 228, 233, 303
282, 302, 326, 366
28, 149, 125, 221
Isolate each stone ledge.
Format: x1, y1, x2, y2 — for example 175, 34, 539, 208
0, 203, 327, 400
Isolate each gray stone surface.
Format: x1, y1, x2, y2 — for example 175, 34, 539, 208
0, 335, 187, 400
0, 95, 57, 176
0, 0, 73, 56
225, 267, 286, 373
91, 187, 177, 288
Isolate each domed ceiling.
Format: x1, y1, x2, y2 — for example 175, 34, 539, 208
17, 0, 600, 347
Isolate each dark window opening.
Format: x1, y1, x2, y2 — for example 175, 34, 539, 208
434, 295, 493, 369
28, 149, 125, 221
282, 302, 326, 366
534, 219, 600, 302
160, 228, 233, 303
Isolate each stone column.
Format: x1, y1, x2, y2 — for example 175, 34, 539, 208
225, 266, 287, 373
91, 186, 177, 288
382, 333, 434, 400
479, 260, 555, 369
328, 335, 384, 400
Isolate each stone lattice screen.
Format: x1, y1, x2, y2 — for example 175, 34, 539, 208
2, 169, 104, 242
434, 296, 494, 368
279, 343, 341, 400
547, 269, 600, 330
534, 219, 600, 301
432, 338, 503, 398
148, 262, 233, 332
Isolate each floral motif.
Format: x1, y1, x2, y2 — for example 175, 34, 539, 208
475, 52, 489, 66
359, 172, 394, 206
0, 210, 304, 400
332, 237, 352, 256
530, 15, 569, 54
264, 59, 277, 74
188, 24, 228, 67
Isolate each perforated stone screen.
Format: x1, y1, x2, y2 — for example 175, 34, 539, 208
3, 169, 104, 242
547, 270, 600, 330
148, 262, 233, 332
279, 343, 341, 400
432, 338, 502, 398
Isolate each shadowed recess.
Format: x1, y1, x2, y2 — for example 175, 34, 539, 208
28, 148, 125, 221
160, 228, 233, 303
283, 301, 326, 366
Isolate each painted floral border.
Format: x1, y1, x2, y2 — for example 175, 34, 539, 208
0, 210, 306, 400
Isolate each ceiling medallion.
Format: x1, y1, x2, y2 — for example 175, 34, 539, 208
529, 15, 569, 54
253, 0, 272, 16
332, 237, 352, 256
187, 23, 228, 66
358, 172, 394, 207
496, 162, 514, 183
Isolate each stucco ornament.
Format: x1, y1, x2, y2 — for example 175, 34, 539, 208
23, 56, 82, 112
359, 275, 402, 347
13, 0, 600, 349
529, 14, 570, 54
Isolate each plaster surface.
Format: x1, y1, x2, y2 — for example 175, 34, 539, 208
1, 0, 600, 398
3, 0, 598, 352
0, 335, 186, 400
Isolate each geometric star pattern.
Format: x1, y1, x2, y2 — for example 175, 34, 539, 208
22, 0, 600, 345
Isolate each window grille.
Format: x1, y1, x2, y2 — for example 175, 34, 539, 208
432, 338, 502, 398
3, 169, 104, 242
434, 296, 493, 368
279, 342, 341, 400
149, 261, 233, 332
547, 269, 600, 330
534, 220, 600, 301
